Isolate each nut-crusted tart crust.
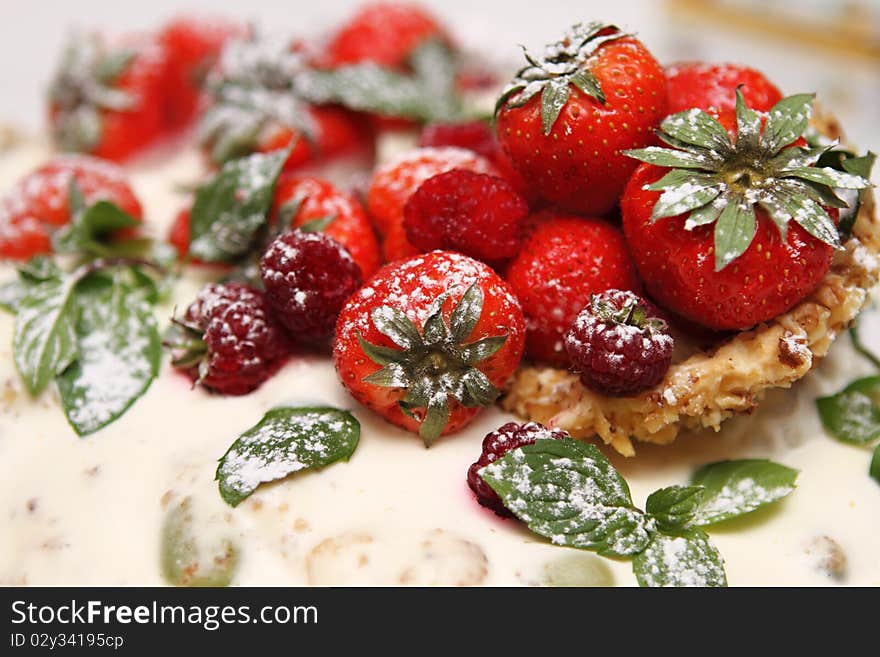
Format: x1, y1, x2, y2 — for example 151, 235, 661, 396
502, 112, 880, 456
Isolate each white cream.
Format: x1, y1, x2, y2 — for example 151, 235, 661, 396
1, 138, 879, 587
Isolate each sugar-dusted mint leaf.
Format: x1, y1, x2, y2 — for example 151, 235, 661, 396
216, 406, 360, 507
479, 438, 653, 557
689, 459, 798, 526
0, 257, 65, 313
56, 272, 160, 436
816, 376, 880, 445
13, 268, 79, 395
632, 530, 727, 587
53, 181, 140, 256
870, 444, 880, 486
645, 485, 705, 531
188, 148, 289, 263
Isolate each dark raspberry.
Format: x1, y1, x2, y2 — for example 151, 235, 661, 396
403, 169, 528, 262
260, 230, 363, 342
172, 282, 290, 395
419, 121, 498, 160
564, 289, 674, 397
467, 421, 569, 517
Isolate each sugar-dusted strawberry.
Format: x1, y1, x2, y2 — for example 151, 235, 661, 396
165, 283, 289, 395
0, 155, 142, 259
366, 147, 498, 237
48, 32, 170, 161
622, 91, 871, 331
666, 62, 783, 115
199, 35, 372, 170
505, 213, 641, 367
496, 22, 667, 215
271, 176, 381, 278
158, 15, 246, 130
334, 251, 525, 445
382, 221, 422, 263
325, 2, 447, 68
403, 169, 529, 263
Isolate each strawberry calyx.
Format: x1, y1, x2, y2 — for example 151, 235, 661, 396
357, 283, 508, 446
495, 22, 628, 135
624, 90, 873, 271
49, 34, 137, 152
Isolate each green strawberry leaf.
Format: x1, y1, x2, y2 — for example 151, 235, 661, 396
816, 376, 880, 444
479, 438, 654, 557
660, 108, 732, 152
632, 530, 727, 587
763, 93, 815, 152
188, 148, 289, 263
56, 272, 160, 436
689, 459, 798, 526
216, 407, 360, 507
645, 485, 705, 531
713, 198, 756, 270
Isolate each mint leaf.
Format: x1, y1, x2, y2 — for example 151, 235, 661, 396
53, 199, 139, 256
870, 444, 880, 486
479, 438, 653, 557
817, 376, 880, 444
298, 214, 336, 233
188, 149, 288, 263
216, 406, 360, 507
56, 273, 160, 436
13, 271, 79, 395
632, 530, 727, 587
690, 459, 798, 526
0, 257, 64, 313
160, 496, 239, 587
645, 485, 705, 531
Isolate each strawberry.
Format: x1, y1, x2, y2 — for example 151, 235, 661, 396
505, 212, 641, 367
325, 2, 447, 68
0, 155, 142, 259
621, 91, 871, 331
666, 62, 783, 115
48, 32, 170, 162
382, 220, 422, 263
495, 22, 667, 215
158, 15, 246, 130
198, 35, 372, 170
271, 176, 382, 278
333, 251, 525, 445
366, 146, 498, 237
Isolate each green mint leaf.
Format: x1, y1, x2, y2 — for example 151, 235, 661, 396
13, 271, 79, 395
870, 444, 880, 486
56, 273, 160, 436
298, 214, 336, 233
160, 496, 239, 587
479, 438, 653, 557
188, 149, 289, 263
690, 459, 798, 526
816, 376, 880, 444
841, 150, 876, 179
645, 485, 705, 531
216, 406, 360, 507
53, 200, 140, 256
1, 258, 67, 314
632, 530, 727, 587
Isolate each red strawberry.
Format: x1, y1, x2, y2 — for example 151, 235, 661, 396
402, 169, 529, 263
382, 221, 422, 263
158, 15, 246, 130
168, 207, 193, 260
496, 22, 668, 215
621, 92, 870, 331
333, 251, 526, 445
325, 2, 447, 68
666, 62, 783, 115
48, 32, 170, 161
366, 146, 498, 237
505, 212, 641, 367
166, 283, 289, 395
271, 176, 382, 278
0, 155, 142, 259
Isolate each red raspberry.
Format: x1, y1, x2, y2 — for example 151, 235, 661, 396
403, 169, 529, 263
260, 230, 363, 342
564, 289, 673, 397
467, 421, 569, 517
172, 283, 289, 395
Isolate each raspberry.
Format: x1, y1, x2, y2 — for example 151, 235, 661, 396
260, 230, 363, 342
467, 421, 569, 517
174, 283, 290, 395
564, 289, 674, 397
403, 169, 528, 263
419, 121, 497, 160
